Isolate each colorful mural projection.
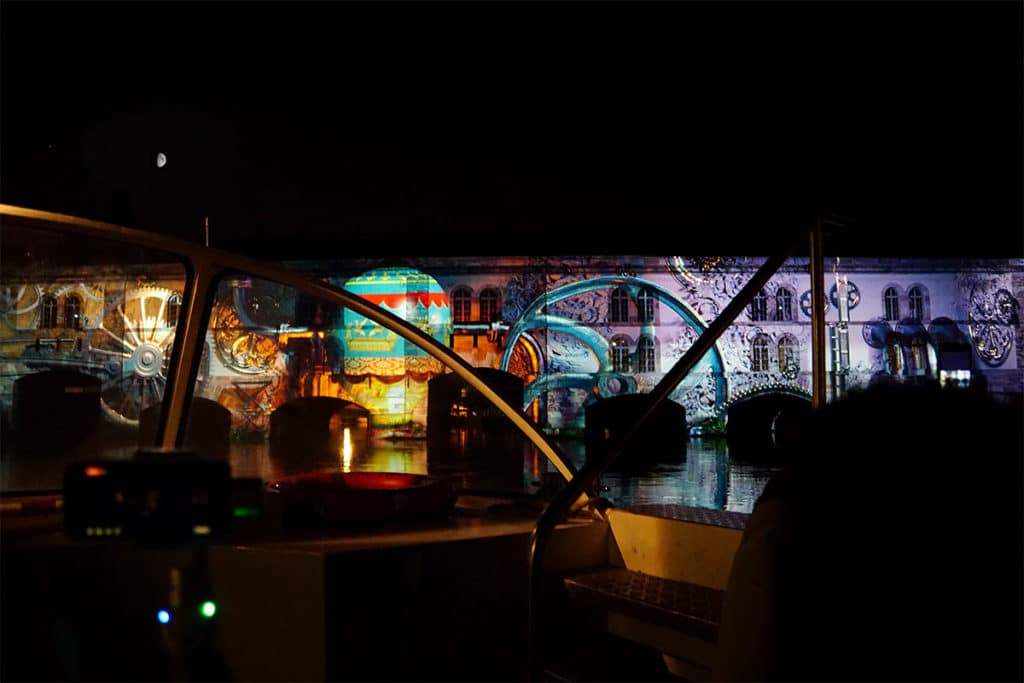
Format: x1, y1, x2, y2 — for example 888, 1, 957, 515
1, 255, 1020, 452
0, 275, 186, 426
497, 273, 727, 433
336, 268, 452, 436
200, 278, 292, 435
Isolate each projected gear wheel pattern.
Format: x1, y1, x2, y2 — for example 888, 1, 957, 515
211, 301, 281, 375
0, 284, 43, 329
89, 286, 194, 425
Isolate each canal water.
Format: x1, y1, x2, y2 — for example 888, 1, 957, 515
226, 436, 780, 515
2, 434, 779, 515
590, 439, 780, 514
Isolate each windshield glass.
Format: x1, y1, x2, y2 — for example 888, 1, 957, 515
0, 215, 570, 498
188, 270, 555, 495
1, 216, 188, 491
3, 211, 1020, 509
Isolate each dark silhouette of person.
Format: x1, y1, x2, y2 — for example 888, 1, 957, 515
713, 381, 1023, 682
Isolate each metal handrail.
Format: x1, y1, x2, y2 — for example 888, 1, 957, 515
525, 242, 801, 680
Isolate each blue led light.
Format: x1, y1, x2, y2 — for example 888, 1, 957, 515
157, 609, 171, 624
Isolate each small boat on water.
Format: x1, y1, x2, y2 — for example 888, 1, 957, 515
583, 393, 690, 472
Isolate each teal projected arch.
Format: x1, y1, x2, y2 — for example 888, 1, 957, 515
499, 275, 726, 411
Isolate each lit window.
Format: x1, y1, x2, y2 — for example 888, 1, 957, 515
883, 287, 900, 321
637, 335, 655, 372
775, 288, 794, 321
40, 295, 58, 329
452, 287, 471, 324
908, 287, 925, 321
751, 334, 770, 371
166, 294, 181, 328
479, 288, 501, 323
750, 290, 768, 322
63, 294, 83, 330
778, 336, 797, 372
611, 337, 631, 372
610, 288, 630, 323
886, 335, 903, 374
908, 336, 928, 373
637, 288, 655, 323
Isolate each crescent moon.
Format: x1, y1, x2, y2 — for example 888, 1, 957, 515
156, 152, 167, 168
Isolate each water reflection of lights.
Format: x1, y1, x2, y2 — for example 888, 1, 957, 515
341, 427, 353, 472
588, 438, 780, 514
726, 462, 778, 513
225, 438, 775, 512
377, 449, 422, 474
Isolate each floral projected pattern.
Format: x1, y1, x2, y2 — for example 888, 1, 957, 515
963, 277, 1020, 367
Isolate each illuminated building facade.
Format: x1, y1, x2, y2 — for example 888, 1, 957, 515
1, 255, 1020, 442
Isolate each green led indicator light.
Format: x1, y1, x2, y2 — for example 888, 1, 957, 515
200, 601, 217, 618
232, 506, 260, 518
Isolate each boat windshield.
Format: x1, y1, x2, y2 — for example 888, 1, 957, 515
0, 207, 576, 498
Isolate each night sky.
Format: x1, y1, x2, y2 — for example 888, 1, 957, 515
2, 1, 1021, 259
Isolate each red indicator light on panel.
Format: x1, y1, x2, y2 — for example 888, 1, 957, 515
84, 466, 107, 478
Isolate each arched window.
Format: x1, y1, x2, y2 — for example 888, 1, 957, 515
908, 286, 925, 321
451, 287, 472, 324
479, 288, 501, 323
750, 289, 768, 322
637, 288, 655, 323
637, 335, 656, 372
40, 295, 58, 329
611, 336, 631, 372
751, 334, 770, 372
778, 336, 798, 372
610, 287, 630, 323
883, 287, 900, 321
166, 294, 181, 328
63, 294, 83, 330
775, 288, 794, 321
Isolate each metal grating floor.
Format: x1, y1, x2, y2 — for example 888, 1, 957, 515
564, 567, 725, 642
618, 503, 750, 530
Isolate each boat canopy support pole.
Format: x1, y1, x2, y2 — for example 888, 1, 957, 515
158, 260, 219, 449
